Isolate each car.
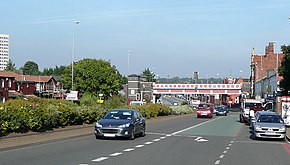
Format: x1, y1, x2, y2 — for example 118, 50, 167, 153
215, 105, 228, 116
95, 109, 146, 140
252, 111, 286, 140
196, 102, 214, 118
240, 99, 264, 123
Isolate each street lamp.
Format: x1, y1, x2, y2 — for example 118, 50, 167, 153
72, 20, 79, 91
270, 41, 278, 94
127, 49, 133, 104
127, 49, 132, 76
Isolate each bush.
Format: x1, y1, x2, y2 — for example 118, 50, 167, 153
170, 105, 194, 115
80, 93, 98, 106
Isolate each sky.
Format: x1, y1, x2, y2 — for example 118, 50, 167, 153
1, 0, 290, 79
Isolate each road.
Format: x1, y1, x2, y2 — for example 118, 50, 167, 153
0, 112, 289, 165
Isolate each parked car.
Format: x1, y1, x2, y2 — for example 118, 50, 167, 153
215, 105, 228, 116
95, 109, 146, 140
252, 111, 286, 140
196, 102, 214, 118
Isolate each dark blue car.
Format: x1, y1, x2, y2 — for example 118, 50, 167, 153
95, 109, 146, 140
215, 105, 228, 116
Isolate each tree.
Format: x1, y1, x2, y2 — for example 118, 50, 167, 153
279, 45, 290, 95
20, 61, 40, 75
61, 58, 123, 99
142, 68, 155, 82
41, 65, 66, 76
5, 59, 17, 71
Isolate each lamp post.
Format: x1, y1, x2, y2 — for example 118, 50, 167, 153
270, 41, 278, 95
127, 49, 132, 76
72, 20, 79, 91
127, 49, 132, 104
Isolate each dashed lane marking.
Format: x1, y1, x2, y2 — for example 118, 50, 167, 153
135, 145, 144, 148
92, 157, 109, 162
109, 152, 122, 156
123, 148, 134, 152
215, 160, 221, 164
153, 138, 161, 142
145, 142, 153, 145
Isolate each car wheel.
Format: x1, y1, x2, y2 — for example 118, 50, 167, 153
129, 127, 135, 140
140, 125, 146, 137
239, 115, 244, 123
225, 113, 227, 116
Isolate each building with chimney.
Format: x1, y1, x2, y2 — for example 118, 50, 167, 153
250, 42, 285, 111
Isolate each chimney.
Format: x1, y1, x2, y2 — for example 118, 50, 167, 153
265, 45, 269, 55
194, 72, 199, 84
268, 42, 274, 53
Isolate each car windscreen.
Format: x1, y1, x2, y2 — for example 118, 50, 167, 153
217, 106, 226, 111
103, 111, 132, 120
198, 104, 211, 109
257, 115, 283, 123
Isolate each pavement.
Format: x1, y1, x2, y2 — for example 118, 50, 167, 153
0, 114, 289, 151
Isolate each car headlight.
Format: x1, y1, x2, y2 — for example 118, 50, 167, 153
279, 126, 286, 131
255, 125, 262, 131
207, 110, 211, 113
118, 123, 130, 128
95, 122, 102, 128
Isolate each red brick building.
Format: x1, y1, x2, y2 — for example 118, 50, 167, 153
250, 42, 286, 112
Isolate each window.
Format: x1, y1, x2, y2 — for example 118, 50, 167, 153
1, 79, 4, 88
8, 79, 11, 88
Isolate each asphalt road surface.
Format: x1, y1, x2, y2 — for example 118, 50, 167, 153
0, 112, 289, 165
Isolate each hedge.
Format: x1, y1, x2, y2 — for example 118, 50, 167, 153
0, 96, 193, 136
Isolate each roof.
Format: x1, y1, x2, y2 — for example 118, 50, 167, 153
0, 71, 19, 78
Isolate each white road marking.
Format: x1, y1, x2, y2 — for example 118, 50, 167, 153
230, 141, 234, 143
92, 157, 109, 162
160, 136, 167, 139
147, 132, 168, 136
229, 143, 232, 146
171, 117, 220, 135
196, 139, 208, 142
109, 152, 122, 156
123, 148, 134, 152
153, 138, 161, 142
215, 160, 221, 164
135, 145, 145, 148
223, 150, 227, 154
219, 155, 224, 159
195, 137, 202, 140
145, 142, 153, 145
78, 164, 88, 165
226, 147, 230, 150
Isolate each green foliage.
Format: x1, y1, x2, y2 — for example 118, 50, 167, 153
42, 65, 67, 76
20, 61, 40, 75
0, 96, 190, 136
170, 105, 194, 115
128, 104, 172, 119
5, 59, 17, 71
142, 68, 155, 82
80, 93, 98, 106
279, 45, 290, 95
61, 58, 123, 98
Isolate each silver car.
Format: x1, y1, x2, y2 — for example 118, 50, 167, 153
252, 111, 286, 140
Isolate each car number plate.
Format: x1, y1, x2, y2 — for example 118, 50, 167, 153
104, 134, 116, 137
201, 113, 208, 115
265, 131, 276, 135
